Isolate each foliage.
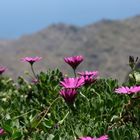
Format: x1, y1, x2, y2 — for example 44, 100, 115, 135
1, 56, 140, 140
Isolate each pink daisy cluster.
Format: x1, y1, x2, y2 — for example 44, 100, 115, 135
21, 56, 42, 65
115, 86, 140, 94
79, 135, 108, 140
60, 55, 85, 104
59, 73, 99, 104
0, 66, 7, 75
64, 55, 83, 70
60, 55, 99, 104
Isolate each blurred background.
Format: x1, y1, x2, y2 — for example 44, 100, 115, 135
0, 0, 140, 82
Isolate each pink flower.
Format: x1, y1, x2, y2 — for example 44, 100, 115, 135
78, 71, 99, 77
115, 86, 140, 94
0, 128, 5, 135
96, 135, 109, 140
0, 66, 7, 75
79, 135, 108, 140
31, 78, 39, 84
21, 56, 42, 65
64, 55, 84, 70
59, 88, 77, 104
79, 137, 93, 140
78, 71, 99, 85
60, 77, 85, 88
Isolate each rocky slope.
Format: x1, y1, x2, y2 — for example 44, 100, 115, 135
1, 16, 140, 82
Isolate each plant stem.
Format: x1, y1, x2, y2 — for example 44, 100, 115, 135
35, 97, 61, 128
31, 64, 37, 79
14, 109, 37, 119
58, 111, 70, 125
73, 69, 76, 77
79, 91, 89, 101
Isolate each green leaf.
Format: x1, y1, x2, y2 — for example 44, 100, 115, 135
3, 124, 13, 134
47, 134, 54, 140
134, 71, 140, 82
31, 118, 40, 128
12, 131, 22, 139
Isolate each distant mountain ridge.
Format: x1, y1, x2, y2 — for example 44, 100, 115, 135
1, 16, 140, 82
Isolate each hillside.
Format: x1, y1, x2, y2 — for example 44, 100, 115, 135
1, 16, 140, 82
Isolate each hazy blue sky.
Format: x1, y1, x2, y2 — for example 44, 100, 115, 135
0, 0, 140, 39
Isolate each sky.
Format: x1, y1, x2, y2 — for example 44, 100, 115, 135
0, 0, 140, 39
